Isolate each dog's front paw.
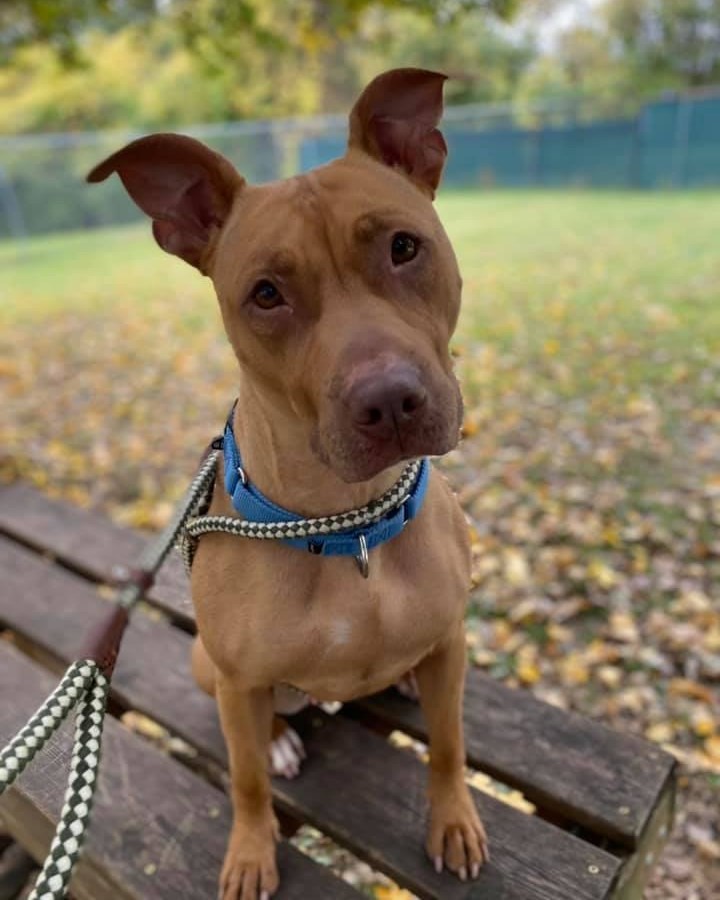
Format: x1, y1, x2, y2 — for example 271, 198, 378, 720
220, 817, 279, 900
426, 779, 489, 881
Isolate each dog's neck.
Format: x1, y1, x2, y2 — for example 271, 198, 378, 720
232, 381, 403, 518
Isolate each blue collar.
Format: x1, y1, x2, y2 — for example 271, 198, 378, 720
221, 419, 430, 559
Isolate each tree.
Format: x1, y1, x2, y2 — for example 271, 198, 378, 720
349, 7, 534, 107
0, 0, 156, 62
0, 0, 523, 64
515, 0, 720, 122
607, 0, 720, 87
515, 22, 643, 119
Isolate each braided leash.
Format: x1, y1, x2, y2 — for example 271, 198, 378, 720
178, 449, 421, 573
0, 446, 218, 900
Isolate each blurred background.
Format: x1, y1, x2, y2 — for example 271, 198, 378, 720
1, 1, 718, 898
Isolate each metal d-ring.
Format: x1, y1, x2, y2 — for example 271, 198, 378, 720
237, 465, 248, 486
356, 534, 369, 578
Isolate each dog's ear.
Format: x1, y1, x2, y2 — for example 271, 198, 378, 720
348, 68, 448, 198
87, 134, 243, 272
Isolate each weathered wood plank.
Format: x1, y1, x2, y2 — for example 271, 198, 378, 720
0, 485, 676, 850
613, 778, 676, 900
356, 680, 675, 850
280, 714, 621, 900
0, 537, 225, 761
0, 483, 190, 625
0, 642, 361, 900
0, 539, 622, 900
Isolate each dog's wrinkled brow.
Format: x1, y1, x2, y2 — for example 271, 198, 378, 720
353, 210, 407, 243
263, 249, 297, 277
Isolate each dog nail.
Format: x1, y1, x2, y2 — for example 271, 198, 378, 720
260, 893, 269, 900
459, 866, 467, 881
471, 862, 480, 879
434, 856, 443, 873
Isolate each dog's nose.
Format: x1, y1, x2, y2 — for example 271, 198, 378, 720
348, 365, 427, 440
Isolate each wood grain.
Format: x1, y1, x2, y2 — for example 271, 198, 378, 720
0, 482, 190, 625
356, 681, 675, 848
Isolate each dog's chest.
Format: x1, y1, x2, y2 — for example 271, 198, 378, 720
192, 473, 470, 700
276, 559, 460, 700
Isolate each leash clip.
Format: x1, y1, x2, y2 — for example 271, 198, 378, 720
355, 534, 369, 579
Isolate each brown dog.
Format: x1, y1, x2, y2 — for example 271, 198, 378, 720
89, 68, 487, 900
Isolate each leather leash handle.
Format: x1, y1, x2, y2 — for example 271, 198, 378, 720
78, 605, 130, 679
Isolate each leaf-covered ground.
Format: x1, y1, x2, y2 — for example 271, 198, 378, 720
1, 191, 719, 897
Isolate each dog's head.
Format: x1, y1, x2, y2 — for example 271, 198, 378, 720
89, 68, 463, 482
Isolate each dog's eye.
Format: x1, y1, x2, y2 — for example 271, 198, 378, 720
391, 232, 419, 266
251, 280, 284, 310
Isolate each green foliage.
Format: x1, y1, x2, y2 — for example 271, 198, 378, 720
350, 8, 534, 105
514, 24, 644, 119
517, 0, 720, 119
0, 0, 156, 63
607, 0, 720, 86
0, 0, 521, 63
0, 2, 528, 133
2, 1, 720, 136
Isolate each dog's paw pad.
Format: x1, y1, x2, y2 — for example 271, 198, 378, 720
269, 726, 305, 779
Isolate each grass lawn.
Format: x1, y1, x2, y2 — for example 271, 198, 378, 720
2, 191, 720, 894
3, 188, 719, 395
3, 189, 720, 343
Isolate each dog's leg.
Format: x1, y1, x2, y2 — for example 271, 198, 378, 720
191, 634, 216, 696
216, 677, 279, 900
415, 625, 489, 881
193, 646, 305, 783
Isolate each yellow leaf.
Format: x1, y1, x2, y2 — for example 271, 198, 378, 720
587, 559, 618, 589
646, 722, 675, 743
632, 547, 649, 574
490, 620, 512, 651
374, 887, 415, 900
705, 735, 720, 762
547, 622, 573, 644
560, 652, 589, 685
121, 711, 167, 741
691, 708, 716, 739
597, 665, 622, 689
668, 679, 714, 704
601, 524, 621, 548
473, 648, 496, 668
608, 611, 639, 643
517, 660, 541, 685
504, 548, 530, 586
388, 731, 414, 750
704, 626, 720, 652
461, 417, 480, 438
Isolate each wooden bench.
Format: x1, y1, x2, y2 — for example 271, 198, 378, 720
0, 482, 676, 900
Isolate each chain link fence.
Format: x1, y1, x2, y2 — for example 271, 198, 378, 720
1, 89, 719, 239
